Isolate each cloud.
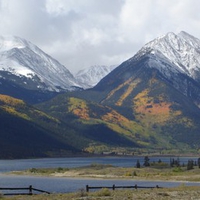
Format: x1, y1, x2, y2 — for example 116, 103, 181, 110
0, 0, 200, 73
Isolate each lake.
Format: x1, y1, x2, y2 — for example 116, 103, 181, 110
0, 156, 199, 194
0, 156, 198, 172
1, 174, 200, 194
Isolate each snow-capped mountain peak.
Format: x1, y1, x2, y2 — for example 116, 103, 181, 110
0, 35, 81, 92
178, 31, 200, 49
0, 35, 117, 91
133, 31, 200, 81
75, 65, 116, 89
0, 35, 28, 52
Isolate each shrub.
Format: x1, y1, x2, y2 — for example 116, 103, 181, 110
173, 167, 183, 172
56, 167, 69, 172
96, 188, 111, 197
125, 171, 132, 176
76, 188, 88, 197
29, 168, 37, 173
150, 161, 169, 168
133, 171, 137, 176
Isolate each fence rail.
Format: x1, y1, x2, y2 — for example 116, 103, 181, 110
0, 185, 50, 196
86, 184, 162, 192
0, 184, 162, 195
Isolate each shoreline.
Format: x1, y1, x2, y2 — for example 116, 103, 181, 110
0, 153, 199, 161
5, 164, 200, 183
2, 169, 200, 200
2, 171, 200, 184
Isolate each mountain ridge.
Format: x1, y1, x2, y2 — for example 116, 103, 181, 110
0, 35, 81, 92
68, 31, 200, 151
0, 35, 119, 103
133, 31, 200, 80
94, 31, 200, 107
2, 31, 200, 157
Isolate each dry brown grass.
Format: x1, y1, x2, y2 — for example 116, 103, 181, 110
4, 186, 200, 200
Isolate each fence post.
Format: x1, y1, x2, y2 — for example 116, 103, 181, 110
86, 185, 89, 192
135, 184, 137, 189
112, 184, 115, 190
29, 185, 33, 195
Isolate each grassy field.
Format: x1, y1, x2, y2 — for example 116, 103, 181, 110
2, 186, 200, 200
4, 162, 200, 199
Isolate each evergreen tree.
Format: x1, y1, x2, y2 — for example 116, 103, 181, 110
143, 156, 150, 167
174, 157, 180, 167
136, 159, 141, 168
187, 160, 194, 170
198, 158, 200, 168
170, 157, 180, 167
170, 158, 174, 167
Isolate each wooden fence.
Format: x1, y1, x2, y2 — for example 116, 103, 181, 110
0, 185, 50, 195
86, 184, 162, 192
0, 184, 162, 195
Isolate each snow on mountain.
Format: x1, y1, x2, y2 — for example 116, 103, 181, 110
2, 32, 200, 94
75, 65, 116, 89
0, 35, 81, 91
133, 31, 200, 82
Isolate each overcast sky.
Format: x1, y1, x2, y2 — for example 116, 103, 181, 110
0, 0, 200, 73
